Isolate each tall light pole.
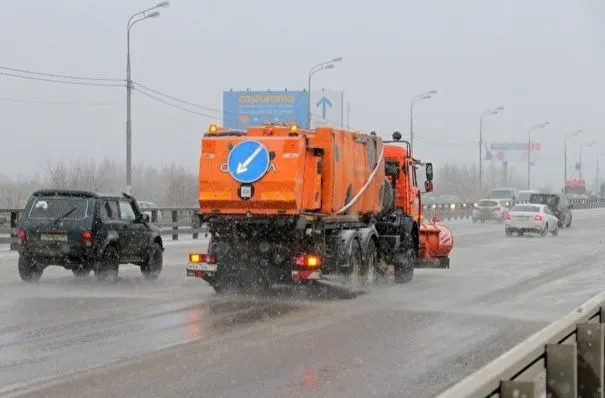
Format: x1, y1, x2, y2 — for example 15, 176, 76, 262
527, 121, 549, 189
579, 141, 596, 180
597, 152, 605, 199
409, 90, 437, 154
479, 106, 504, 189
564, 130, 581, 185
125, 1, 169, 195
307, 57, 342, 129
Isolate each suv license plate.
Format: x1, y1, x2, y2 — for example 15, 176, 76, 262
41, 234, 68, 242
188, 263, 217, 272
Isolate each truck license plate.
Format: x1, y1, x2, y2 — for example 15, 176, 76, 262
187, 263, 217, 272
240, 186, 252, 198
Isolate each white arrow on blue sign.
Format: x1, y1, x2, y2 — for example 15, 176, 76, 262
316, 96, 332, 119
227, 140, 271, 184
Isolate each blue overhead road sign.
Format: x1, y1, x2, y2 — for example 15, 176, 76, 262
316, 96, 332, 119
227, 140, 271, 184
223, 90, 309, 129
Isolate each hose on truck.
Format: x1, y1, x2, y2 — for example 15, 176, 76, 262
335, 144, 385, 215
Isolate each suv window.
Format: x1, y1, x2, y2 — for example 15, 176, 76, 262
530, 194, 559, 207
118, 200, 137, 221
100, 199, 120, 221
28, 197, 90, 220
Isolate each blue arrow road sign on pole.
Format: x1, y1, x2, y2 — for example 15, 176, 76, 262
316, 96, 332, 119
227, 140, 271, 184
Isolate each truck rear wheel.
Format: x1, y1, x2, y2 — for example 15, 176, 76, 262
343, 239, 364, 292
363, 240, 378, 286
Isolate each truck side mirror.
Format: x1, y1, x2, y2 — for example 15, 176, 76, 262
424, 180, 433, 192
425, 163, 433, 181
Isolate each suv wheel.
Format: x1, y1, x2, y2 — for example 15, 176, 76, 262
141, 242, 163, 280
18, 256, 43, 282
94, 246, 119, 282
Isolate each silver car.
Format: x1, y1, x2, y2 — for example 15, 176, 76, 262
472, 198, 510, 223
504, 204, 559, 237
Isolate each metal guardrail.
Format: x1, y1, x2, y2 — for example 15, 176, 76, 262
1, 199, 603, 250
435, 291, 605, 398
0, 207, 205, 250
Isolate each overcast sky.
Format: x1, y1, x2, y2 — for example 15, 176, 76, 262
0, 0, 603, 190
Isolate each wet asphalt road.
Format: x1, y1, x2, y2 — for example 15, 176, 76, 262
1, 210, 605, 398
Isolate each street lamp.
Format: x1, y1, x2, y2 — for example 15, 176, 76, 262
125, 1, 169, 195
478, 106, 504, 188
526, 121, 549, 189
597, 152, 605, 199
409, 89, 437, 154
579, 141, 596, 180
564, 130, 581, 185
307, 57, 342, 128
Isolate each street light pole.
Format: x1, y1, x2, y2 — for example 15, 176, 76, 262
307, 57, 342, 129
125, 1, 169, 195
527, 121, 549, 189
409, 89, 437, 154
597, 152, 605, 199
564, 130, 581, 186
479, 106, 504, 189
579, 141, 596, 180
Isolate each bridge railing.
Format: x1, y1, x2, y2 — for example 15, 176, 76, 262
435, 290, 605, 398
1, 199, 603, 249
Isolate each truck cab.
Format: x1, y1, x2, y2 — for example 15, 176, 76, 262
382, 131, 433, 222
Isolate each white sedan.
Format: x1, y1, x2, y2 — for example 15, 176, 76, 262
504, 204, 559, 237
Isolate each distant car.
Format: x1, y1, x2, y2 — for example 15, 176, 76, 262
489, 187, 519, 206
528, 193, 572, 228
504, 203, 559, 237
138, 200, 163, 224
472, 198, 510, 223
16, 190, 164, 282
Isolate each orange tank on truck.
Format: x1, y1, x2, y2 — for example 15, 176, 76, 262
188, 124, 453, 294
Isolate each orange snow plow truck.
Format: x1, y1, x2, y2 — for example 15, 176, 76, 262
186, 123, 453, 293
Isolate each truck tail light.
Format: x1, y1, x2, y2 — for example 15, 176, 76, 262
189, 253, 216, 264
81, 231, 93, 247
293, 255, 322, 268
17, 229, 26, 245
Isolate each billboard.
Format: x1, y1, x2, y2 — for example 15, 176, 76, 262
223, 90, 309, 130
310, 89, 344, 128
489, 141, 542, 163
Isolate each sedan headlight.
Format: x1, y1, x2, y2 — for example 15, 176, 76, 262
450, 204, 456, 209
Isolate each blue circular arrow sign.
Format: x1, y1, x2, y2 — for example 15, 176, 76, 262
227, 140, 271, 184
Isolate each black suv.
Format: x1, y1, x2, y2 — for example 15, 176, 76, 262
16, 190, 164, 282
529, 193, 572, 228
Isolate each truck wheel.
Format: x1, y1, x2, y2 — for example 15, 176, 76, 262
394, 251, 414, 284
18, 256, 43, 282
141, 242, 163, 280
94, 246, 119, 282
363, 240, 378, 286
343, 239, 364, 292
72, 267, 91, 278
